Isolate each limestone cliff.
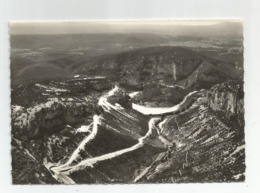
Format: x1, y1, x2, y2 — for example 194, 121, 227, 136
136, 81, 245, 183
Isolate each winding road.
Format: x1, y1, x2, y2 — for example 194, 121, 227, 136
45, 86, 200, 184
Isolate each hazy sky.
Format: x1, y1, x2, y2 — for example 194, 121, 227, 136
10, 20, 242, 35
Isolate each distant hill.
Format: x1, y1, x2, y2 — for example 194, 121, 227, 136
75, 46, 243, 89
11, 45, 243, 90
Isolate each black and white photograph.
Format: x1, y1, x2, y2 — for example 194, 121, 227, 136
10, 20, 245, 184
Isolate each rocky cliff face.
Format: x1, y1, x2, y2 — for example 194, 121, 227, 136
12, 97, 97, 141
135, 81, 245, 183
11, 78, 112, 140
208, 81, 244, 118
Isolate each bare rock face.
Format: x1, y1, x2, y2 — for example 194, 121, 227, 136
11, 78, 112, 141
208, 81, 244, 117
136, 81, 245, 183
207, 81, 244, 130
11, 99, 96, 140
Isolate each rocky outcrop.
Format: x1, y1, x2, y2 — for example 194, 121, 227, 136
136, 81, 245, 183
207, 81, 244, 129
208, 81, 244, 117
11, 78, 112, 141
11, 98, 96, 140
